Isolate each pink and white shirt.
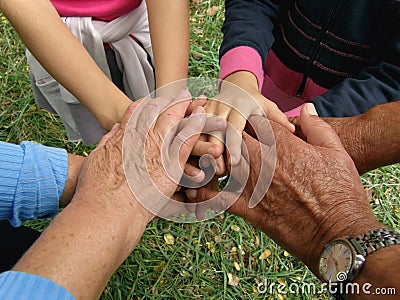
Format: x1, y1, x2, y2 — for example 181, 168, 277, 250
50, 0, 142, 20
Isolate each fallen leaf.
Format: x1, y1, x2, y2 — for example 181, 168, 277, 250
231, 225, 240, 232
206, 5, 221, 17
259, 249, 272, 260
192, 53, 201, 60
164, 233, 175, 245
227, 273, 240, 286
214, 235, 222, 243
234, 262, 241, 271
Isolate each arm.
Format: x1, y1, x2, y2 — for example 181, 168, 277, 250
219, 0, 279, 90
2, 92, 211, 299
202, 0, 292, 169
59, 153, 85, 208
290, 102, 400, 174
187, 105, 400, 299
310, 31, 400, 117
146, 0, 189, 96
0, 0, 132, 130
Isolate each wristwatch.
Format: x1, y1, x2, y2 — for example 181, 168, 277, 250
318, 228, 400, 283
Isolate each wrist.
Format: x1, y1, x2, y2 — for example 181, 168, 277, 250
59, 154, 85, 208
222, 71, 259, 94
309, 214, 382, 276
73, 186, 153, 246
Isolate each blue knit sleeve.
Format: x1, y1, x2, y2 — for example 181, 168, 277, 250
0, 271, 74, 300
0, 141, 68, 226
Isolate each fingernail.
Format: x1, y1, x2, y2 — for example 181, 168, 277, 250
186, 189, 197, 199
193, 106, 205, 114
208, 146, 217, 157
305, 103, 318, 116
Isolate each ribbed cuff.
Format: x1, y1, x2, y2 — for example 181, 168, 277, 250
0, 271, 74, 300
219, 46, 265, 92
13, 142, 68, 226
0, 141, 68, 226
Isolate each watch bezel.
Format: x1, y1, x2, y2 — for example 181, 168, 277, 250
319, 239, 357, 283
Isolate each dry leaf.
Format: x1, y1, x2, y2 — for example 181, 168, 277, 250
206, 5, 221, 17
192, 53, 201, 60
231, 225, 240, 232
227, 273, 240, 286
259, 249, 272, 260
164, 233, 175, 245
214, 235, 222, 243
234, 262, 241, 271
277, 279, 286, 285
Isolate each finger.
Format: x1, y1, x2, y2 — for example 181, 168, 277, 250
185, 188, 237, 220
247, 116, 275, 146
186, 95, 207, 115
191, 140, 222, 158
170, 106, 207, 170
208, 132, 226, 160
155, 90, 192, 137
261, 100, 295, 133
300, 104, 344, 150
225, 109, 247, 166
183, 163, 205, 183
177, 115, 227, 135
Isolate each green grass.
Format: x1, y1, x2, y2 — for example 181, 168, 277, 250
1, 1, 399, 299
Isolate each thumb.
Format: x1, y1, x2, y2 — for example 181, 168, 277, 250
300, 104, 344, 151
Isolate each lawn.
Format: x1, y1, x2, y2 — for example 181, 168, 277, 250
1, 1, 399, 299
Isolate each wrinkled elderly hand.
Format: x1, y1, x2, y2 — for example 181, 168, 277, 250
77, 90, 219, 222
186, 104, 381, 275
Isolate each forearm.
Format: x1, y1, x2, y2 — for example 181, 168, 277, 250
58, 154, 85, 208
222, 71, 259, 93
147, 0, 189, 96
325, 102, 400, 174
290, 102, 400, 174
348, 246, 400, 299
0, 0, 131, 130
13, 190, 149, 299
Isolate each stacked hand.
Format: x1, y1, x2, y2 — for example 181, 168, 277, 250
185, 104, 381, 275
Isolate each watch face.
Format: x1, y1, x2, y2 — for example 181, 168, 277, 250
319, 240, 354, 282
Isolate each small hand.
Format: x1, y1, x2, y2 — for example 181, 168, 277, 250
203, 71, 294, 168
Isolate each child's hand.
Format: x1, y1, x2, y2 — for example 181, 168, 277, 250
204, 71, 295, 166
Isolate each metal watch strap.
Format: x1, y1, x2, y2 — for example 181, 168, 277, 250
333, 228, 400, 300
348, 228, 400, 257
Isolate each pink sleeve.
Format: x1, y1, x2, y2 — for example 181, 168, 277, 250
219, 46, 264, 92
284, 104, 305, 117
